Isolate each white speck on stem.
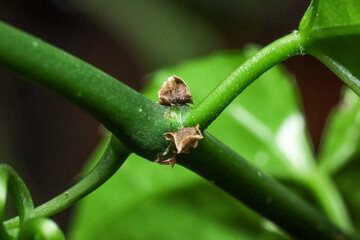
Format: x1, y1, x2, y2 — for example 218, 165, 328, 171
292, 30, 305, 55
139, 108, 142, 112
32, 41, 39, 47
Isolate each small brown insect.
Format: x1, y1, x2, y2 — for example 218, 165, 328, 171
157, 75, 194, 106
164, 124, 203, 154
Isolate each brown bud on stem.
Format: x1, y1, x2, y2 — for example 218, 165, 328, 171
157, 75, 194, 106
164, 124, 203, 154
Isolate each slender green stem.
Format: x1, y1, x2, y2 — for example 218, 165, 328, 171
0, 165, 34, 239
184, 32, 303, 129
4, 136, 131, 229
303, 170, 353, 233
178, 132, 355, 240
0, 165, 34, 223
0, 21, 170, 160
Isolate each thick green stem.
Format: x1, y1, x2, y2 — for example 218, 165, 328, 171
0, 21, 170, 160
178, 132, 355, 240
184, 32, 303, 129
4, 136, 131, 229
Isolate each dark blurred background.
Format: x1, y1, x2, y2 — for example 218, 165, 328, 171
0, 0, 343, 231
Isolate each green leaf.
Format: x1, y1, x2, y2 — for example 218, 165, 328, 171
68, 50, 312, 240
300, 0, 360, 37
334, 159, 360, 236
299, 0, 360, 96
318, 88, 360, 235
144, 47, 314, 179
318, 88, 360, 174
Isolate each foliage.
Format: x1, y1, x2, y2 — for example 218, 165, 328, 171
300, 0, 360, 95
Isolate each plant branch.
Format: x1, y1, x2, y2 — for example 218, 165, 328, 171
184, 31, 303, 129
178, 132, 356, 240
0, 21, 170, 160
4, 136, 131, 229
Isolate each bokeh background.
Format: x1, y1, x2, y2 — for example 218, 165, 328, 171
0, 0, 343, 233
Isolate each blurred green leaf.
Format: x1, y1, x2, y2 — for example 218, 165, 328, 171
299, 0, 360, 96
334, 159, 360, 235
68, 49, 313, 239
318, 88, 360, 235
18, 218, 65, 240
319, 88, 360, 174
298, 1, 360, 231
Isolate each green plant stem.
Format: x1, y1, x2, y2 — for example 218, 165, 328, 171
178, 132, 355, 240
303, 170, 353, 233
0, 165, 34, 223
0, 165, 34, 239
184, 32, 303, 129
4, 136, 131, 229
0, 21, 170, 160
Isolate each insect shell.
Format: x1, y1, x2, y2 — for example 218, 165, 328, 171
157, 75, 194, 106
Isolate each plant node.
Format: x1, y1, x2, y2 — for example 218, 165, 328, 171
156, 76, 202, 167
